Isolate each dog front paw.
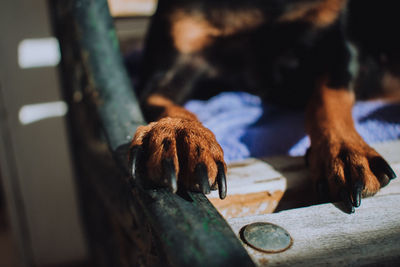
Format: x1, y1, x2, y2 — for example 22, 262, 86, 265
307, 138, 397, 212
129, 117, 227, 199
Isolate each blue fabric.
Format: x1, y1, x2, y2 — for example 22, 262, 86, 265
185, 92, 400, 163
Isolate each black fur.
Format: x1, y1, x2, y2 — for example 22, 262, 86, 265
137, 0, 355, 121
347, 0, 400, 99
137, 0, 398, 121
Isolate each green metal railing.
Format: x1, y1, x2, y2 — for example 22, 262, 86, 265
51, 0, 254, 266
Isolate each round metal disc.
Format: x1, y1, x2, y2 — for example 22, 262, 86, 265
241, 222, 292, 253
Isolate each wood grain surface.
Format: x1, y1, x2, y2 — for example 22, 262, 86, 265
226, 140, 400, 266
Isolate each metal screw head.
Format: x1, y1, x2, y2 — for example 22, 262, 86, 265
241, 222, 292, 253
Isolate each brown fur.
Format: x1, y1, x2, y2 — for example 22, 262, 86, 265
306, 81, 381, 197
170, 8, 265, 53
131, 95, 226, 189
170, 10, 219, 53
279, 0, 347, 27
147, 94, 199, 120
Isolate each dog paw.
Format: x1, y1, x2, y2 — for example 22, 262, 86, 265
129, 117, 227, 199
307, 138, 397, 212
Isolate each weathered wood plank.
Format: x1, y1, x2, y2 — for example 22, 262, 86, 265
221, 140, 400, 266
208, 140, 400, 218
208, 159, 286, 218
228, 193, 400, 266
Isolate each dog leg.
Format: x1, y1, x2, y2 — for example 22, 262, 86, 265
305, 80, 397, 212
130, 93, 227, 199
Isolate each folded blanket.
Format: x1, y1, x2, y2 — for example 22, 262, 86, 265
185, 92, 400, 163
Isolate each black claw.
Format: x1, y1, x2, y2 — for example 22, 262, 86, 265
377, 158, 397, 180
217, 162, 227, 199
351, 180, 363, 208
195, 163, 211, 194
339, 188, 355, 214
384, 162, 397, 180
316, 179, 329, 203
371, 157, 397, 182
129, 146, 141, 180
162, 159, 178, 193
378, 173, 390, 188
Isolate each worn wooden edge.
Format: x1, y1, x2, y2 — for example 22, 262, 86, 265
225, 140, 400, 266
53, 0, 255, 266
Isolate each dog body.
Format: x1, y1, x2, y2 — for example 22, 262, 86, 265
130, 0, 397, 211
138, 0, 349, 108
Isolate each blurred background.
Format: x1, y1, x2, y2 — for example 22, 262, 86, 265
0, 0, 155, 266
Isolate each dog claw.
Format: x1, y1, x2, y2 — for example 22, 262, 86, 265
162, 159, 178, 193
129, 146, 141, 180
339, 188, 355, 214
379, 173, 391, 187
195, 163, 210, 194
217, 162, 227, 199
383, 161, 397, 180
351, 181, 363, 208
371, 157, 397, 187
